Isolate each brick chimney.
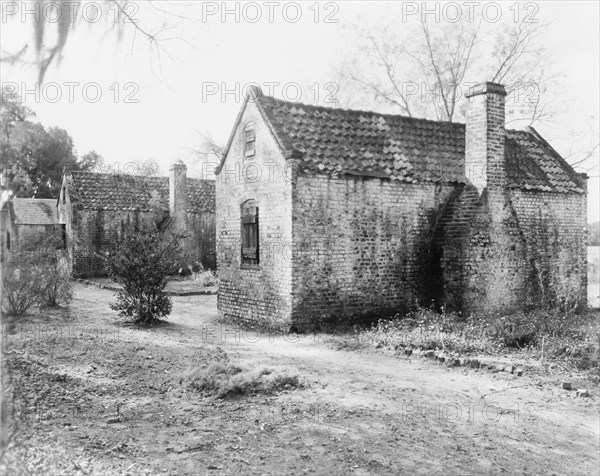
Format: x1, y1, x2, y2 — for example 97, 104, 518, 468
169, 160, 188, 227
464, 82, 507, 194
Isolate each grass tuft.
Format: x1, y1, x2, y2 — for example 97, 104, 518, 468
181, 361, 302, 399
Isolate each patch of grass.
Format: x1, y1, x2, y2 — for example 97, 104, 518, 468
169, 266, 219, 287
356, 308, 496, 354
341, 306, 600, 373
194, 269, 219, 287
181, 362, 302, 399
324, 333, 366, 352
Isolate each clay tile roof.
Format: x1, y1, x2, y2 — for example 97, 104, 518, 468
257, 96, 466, 183
240, 93, 583, 193
505, 128, 584, 193
68, 172, 215, 213
8, 198, 60, 225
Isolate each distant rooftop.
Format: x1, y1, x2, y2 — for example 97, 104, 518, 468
67, 172, 215, 213
4, 198, 60, 225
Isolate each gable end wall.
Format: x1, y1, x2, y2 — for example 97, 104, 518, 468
216, 100, 293, 327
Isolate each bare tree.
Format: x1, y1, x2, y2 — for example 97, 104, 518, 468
413, 18, 483, 121
339, 12, 598, 171
344, 14, 552, 124
184, 132, 224, 180
195, 134, 225, 162
344, 26, 419, 117
1, 0, 199, 83
562, 117, 600, 172
135, 157, 161, 177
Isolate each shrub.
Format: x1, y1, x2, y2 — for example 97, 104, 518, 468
1, 251, 45, 316
37, 236, 72, 307
102, 228, 182, 325
1, 235, 72, 315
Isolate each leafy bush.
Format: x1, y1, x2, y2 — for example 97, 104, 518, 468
102, 229, 182, 324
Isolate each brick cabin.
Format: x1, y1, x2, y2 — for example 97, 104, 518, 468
58, 163, 216, 277
215, 83, 587, 330
1, 198, 66, 258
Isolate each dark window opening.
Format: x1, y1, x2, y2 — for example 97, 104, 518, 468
241, 199, 258, 265
244, 121, 256, 158
6, 231, 10, 250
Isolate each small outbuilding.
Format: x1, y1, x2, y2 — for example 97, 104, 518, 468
215, 83, 587, 330
1, 198, 65, 259
58, 163, 216, 277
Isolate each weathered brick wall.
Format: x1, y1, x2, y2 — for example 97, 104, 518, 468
186, 211, 216, 270
0, 209, 13, 259
69, 208, 215, 277
15, 224, 62, 251
216, 99, 293, 326
58, 184, 73, 274
510, 189, 587, 308
291, 174, 456, 329
71, 208, 146, 277
435, 186, 587, 314
461, 189, 528, 314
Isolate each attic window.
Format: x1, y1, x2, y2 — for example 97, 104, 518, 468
62, 187, 66, 204
244, 122, 256, 158
241, 199, 258, 266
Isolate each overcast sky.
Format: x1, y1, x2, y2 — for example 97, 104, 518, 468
1, 0, 598, 222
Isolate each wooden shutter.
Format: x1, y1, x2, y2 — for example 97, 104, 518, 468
241, 205, 258, 263
244, 122, 256, 157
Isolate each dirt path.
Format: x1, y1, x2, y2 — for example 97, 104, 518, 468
2, 284, 599, 475
148, 290, 600, 474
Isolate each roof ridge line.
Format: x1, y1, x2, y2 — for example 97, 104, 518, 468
257, 93, 466, 127
70, 171, 213, 183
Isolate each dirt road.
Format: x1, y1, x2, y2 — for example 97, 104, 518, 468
2, 284, 599, 475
